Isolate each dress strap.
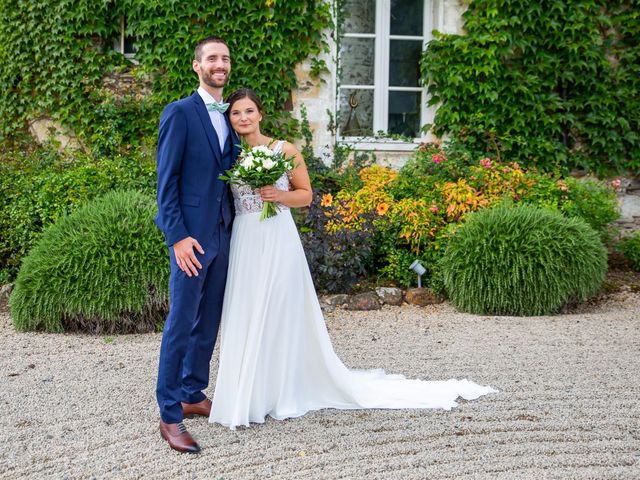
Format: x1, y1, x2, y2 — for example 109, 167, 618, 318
272, 140, 285, 154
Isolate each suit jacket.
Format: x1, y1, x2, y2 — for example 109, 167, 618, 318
155, 91, 239, 248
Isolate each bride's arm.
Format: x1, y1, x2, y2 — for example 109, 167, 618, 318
258, 142, 313, 208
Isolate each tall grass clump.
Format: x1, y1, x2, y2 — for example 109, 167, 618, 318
9, 191, 169, 333
441, 204, 607, 316
619, 232, 640, 271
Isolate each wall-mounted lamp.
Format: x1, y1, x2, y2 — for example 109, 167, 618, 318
409, 260, 426, 288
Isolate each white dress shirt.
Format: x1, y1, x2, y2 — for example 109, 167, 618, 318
197, 86, 229, 151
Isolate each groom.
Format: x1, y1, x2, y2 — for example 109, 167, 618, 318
155, 36, 238, 453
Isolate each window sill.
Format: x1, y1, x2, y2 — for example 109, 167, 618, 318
337, 137, 425, 152
124, 53, 139, 65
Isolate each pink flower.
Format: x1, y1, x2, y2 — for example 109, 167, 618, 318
480, 158, 492, 168
429, 205, 440, 213
432, 153, 445, 164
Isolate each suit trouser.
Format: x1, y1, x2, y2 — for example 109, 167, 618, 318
156, 225, 231, 424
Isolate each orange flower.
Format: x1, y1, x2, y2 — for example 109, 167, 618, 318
376, 202, 390, 216
320, 193, 333, 207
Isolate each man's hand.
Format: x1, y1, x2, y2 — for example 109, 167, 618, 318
172, 237, 204, 277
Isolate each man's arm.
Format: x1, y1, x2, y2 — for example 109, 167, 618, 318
156, 103, 189, 247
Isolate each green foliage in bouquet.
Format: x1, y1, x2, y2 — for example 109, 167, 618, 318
9, 190, 168, 333
440, 204, 607, 316
618, 232, 640, 271
219, 140, 295, 220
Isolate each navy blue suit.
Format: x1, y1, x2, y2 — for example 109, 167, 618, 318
155, 91, 239, 424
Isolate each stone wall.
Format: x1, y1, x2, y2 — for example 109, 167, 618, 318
616, 178, 640, 235
29, 118, 79, 150
29, 70, 150, 150
291, 48, 336, 165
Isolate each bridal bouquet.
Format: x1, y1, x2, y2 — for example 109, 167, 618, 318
220, 141, 295, 220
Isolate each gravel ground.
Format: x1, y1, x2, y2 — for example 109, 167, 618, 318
0, 293, 639, 480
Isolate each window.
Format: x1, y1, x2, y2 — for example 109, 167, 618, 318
338, 0, 431, 142
114, 16, 138, 61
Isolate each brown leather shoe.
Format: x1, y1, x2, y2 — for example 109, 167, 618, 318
181, 398, 212, 418
159, 420, 201, 453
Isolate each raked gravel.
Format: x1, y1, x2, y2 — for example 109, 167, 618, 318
0, 293, 639, 480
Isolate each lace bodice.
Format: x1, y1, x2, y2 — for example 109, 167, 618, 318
232, 141, 291, 216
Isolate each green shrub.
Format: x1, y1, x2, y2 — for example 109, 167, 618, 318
374, 218, 451, 292
9, 190, 168, 333
521, 175, 620, 237
619, 232, 640, 271
0, 145, 156, 279
441, 204, 607, 316
324, 139, 617, 291
560, 177, 620, 234
377, 248, 429, 289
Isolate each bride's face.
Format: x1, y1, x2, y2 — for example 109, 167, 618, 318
229, 97, 263, 136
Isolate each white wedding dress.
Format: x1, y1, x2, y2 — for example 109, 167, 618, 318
210, 141, 497, 429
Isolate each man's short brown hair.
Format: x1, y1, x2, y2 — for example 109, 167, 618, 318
194, 36, 229, 62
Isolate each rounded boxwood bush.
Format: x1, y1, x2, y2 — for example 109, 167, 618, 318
9, 190, 168, 333
619, 232, 640, 271
441, 204, 607, 316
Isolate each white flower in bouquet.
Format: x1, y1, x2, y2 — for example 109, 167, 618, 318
241, 156, 254, 168
262, 158, 276, 170
251, 145, 272, 156
219, 140, 296, 220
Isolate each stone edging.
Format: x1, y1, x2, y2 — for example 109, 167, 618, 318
0, 283, 13, 303
319, 287, 443, 313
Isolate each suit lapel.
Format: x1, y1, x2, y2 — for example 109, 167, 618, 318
191, 92, 223, 167
225, 114, 241, 162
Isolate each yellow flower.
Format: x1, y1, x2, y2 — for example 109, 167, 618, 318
321, 193, 333, 207
376, 202, 390, 216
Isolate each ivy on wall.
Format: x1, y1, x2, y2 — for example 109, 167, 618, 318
421, 0, 640, 175
0, 0, 332, 154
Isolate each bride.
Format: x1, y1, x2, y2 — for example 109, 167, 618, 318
210, 88, 497, 429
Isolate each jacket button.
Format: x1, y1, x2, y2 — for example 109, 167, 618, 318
217, 196, 222, 202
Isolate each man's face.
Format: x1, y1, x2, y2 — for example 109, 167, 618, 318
193, 41, 231, 89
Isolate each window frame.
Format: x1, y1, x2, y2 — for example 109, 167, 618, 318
336, 0, 437, 147
114, 16, 138, 63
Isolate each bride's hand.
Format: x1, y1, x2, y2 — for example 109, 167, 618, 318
259, 185, 282, 202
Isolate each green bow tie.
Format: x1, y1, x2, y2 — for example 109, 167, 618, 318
206, 102, 229, 113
